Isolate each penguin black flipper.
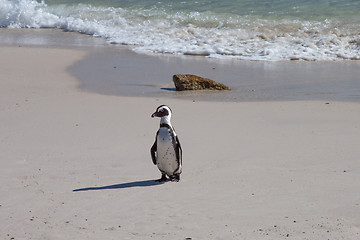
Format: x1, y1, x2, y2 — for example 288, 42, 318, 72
150, 133, 158, 165
175, 135, 182, 166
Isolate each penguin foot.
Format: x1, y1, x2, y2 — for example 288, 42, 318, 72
170, 175, 180, 182
156, 174, 168, 182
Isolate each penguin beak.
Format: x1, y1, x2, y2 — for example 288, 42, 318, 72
151, 112, 158, 118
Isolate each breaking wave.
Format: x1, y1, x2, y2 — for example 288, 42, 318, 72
1, 0, 360, 61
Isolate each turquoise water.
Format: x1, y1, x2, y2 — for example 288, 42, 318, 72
1, 0, 360, 60
44, 0, 360, 19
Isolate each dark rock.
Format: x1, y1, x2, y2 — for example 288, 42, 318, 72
173, 74, 231, 91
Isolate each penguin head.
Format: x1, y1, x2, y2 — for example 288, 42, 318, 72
151, 105, 172, 118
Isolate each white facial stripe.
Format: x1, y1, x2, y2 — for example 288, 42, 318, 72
158, 106, 171, 113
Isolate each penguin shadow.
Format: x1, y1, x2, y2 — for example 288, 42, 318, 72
72, 179, 165, 192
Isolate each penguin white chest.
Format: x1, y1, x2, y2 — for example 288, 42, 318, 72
156, 128, 178, 174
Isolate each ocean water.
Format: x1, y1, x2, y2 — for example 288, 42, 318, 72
1, 0, 360, 61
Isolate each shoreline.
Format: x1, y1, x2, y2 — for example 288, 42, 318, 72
70, 46, 360, 102
1, 29, 360, 239
1, 28, 360, 102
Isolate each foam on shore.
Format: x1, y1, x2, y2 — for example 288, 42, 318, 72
1, 0, 360, 61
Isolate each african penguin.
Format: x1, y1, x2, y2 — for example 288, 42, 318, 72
151, 105, 182, 182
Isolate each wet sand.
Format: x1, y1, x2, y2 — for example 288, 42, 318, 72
70, 46, 360, 102
1, 28, 360, 102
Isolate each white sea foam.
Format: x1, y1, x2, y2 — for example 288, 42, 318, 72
1, 0, 359, 61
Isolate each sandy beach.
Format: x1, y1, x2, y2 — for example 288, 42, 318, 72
1, 30, 360, 240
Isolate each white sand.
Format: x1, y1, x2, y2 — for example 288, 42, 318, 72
1, 46, 360, 240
